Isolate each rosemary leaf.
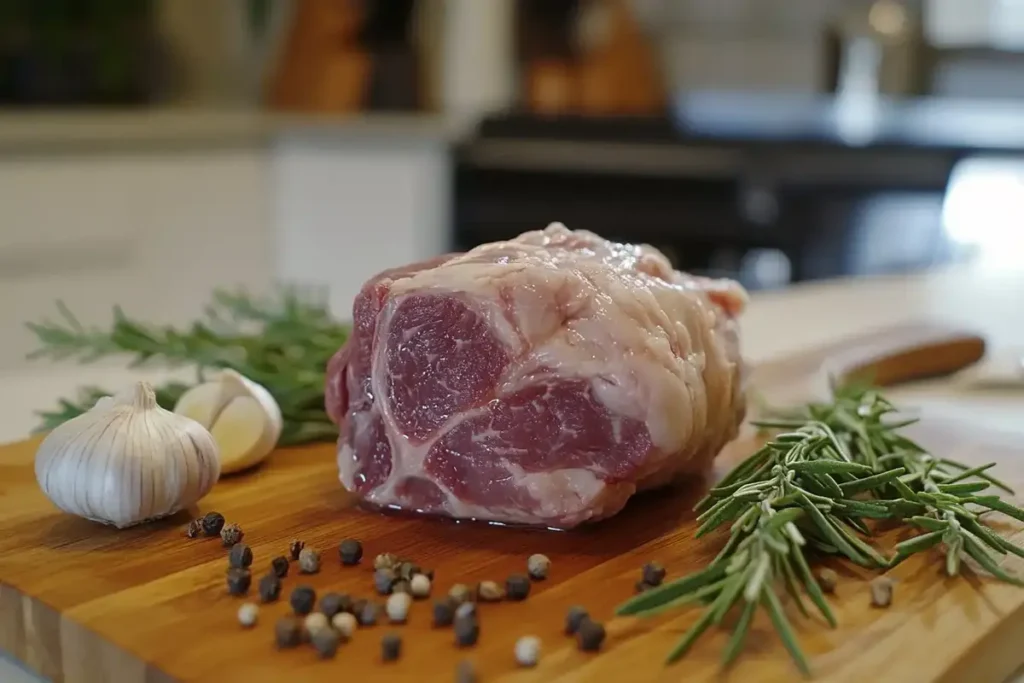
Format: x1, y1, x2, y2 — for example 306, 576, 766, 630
962, 535, 1024, 586
721, 599, 758, 667
665, 606, 718, 664
763, 589, 811, 676
790, 542, 837, 626
617, 565, 727, 616
838, 468, 907, 496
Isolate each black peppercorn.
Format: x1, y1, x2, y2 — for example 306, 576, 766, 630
290, 586, 316, 615
375, 568, 396, 595
634, 580, 653, 593
382, 633, 402, 662
288, 539, 304, 561
339, 538, 363, 566
454, 614, 479, 647
505, 574, 531, 601
228, 543, 253, 569
226, 568, 251, 596
220, 523, 243, 547
186, 519, 203, 538
432, 597, 456, 627
201, 511, 225, 536
641, 562, 666, 587
275, 617, 303, 649
319, 593, 350, 619
564, 606, 589, 635
258, 574, 281, 603
312, 628, 341, 659
270, 555, 289, 578
392, 580, 411, 596
357, 601, 379, 626
576, 619, 605, 652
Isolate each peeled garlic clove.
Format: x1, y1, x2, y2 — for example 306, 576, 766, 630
35, 382, 220, 529
173, 369, 283, 474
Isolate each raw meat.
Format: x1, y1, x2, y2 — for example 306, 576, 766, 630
325, 223, 748, 528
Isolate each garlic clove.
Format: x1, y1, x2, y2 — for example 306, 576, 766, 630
35, 381, 221, 529
209, 396, 276, 473
173, 369, 283, 475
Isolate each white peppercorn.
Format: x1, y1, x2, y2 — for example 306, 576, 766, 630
449, 583, 472, 604
514, 635, 541, 667
298, 547, 321, 574
870, 576, 894, 607
527, 553, 550, 580
477, 580, 504, 602
386, 592, 412, 623
332, 612, 357, 639
304, 612, 330, 636
374, 552, 398, 570
237, 602, 259, 628
818, 568, 838, 594
410, 573, 431, 599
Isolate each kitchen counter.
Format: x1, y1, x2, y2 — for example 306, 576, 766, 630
2, 258, 1023, 681
0, 108, 473, 155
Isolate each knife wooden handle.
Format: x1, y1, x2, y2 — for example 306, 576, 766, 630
822, 322, 987, 389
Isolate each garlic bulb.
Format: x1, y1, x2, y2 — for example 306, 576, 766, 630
35, 382, 221, 528
173, 369, 283, 474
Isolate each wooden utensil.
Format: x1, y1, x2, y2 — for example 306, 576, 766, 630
2, 323, 1021, 683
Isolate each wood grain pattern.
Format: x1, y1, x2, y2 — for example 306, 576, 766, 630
1, 324, 1023, 683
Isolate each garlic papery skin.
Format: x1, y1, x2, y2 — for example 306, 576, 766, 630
173, 369, 283, 475
34, 381, 221, 529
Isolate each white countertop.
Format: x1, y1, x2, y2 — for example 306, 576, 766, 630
2, 259, 1023, 681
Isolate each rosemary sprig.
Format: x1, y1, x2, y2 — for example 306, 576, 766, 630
26, 287, 350, 446
617, 385, 1024, 674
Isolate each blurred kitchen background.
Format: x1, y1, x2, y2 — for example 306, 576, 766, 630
1, 0, 1023, 412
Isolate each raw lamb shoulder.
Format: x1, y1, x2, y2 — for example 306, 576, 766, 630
325, 223, 748, 528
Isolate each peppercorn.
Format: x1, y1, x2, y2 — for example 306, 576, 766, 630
527, 553, 551, 580
319, 592, 350, 619
339, 538, 363, 566
304, 612, 330, 636
410, 573, 431, 599
332, 612, 357, 639
386, 592, 412, 623
515, 635, 541, 667
375, 568, 397, 595
201, 511, 225, 536
477, 580, 504, 602
641, 562, 666, 587
374, 552, 398, 570
353, 598, 369, 619
288, 539, 304, 561
226, 568, 251, 596
275, 617, 303, 649
564, 606, 589, 635
258, 573, 281, 603
432, 597, 456, 627
423, 568, 435, 581
312, 628, 341, 659
870, 576, 894, 607
298, 547, 321, 574
454, 614, 479, 647
186, 519, 203, 539
358, 601, 379, 626
220, 523, 243, 547
392, 580, 411, 596
397, 561, 421, 582
455, 601, 477, 621
576, 619, 605, 652
270, 555, 289, 578
818, 568, 838, 594
456, 660, 478, 683
449, 583, 472, 605
290, 585, 316, 615
505, 574, 530, 601
237, 602, 259, 628
228, 543, 253, 569
634, 580, 653, 593
382, 633, 402, 662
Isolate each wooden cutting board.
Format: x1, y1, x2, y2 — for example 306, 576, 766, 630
2, 323, 1023, 683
